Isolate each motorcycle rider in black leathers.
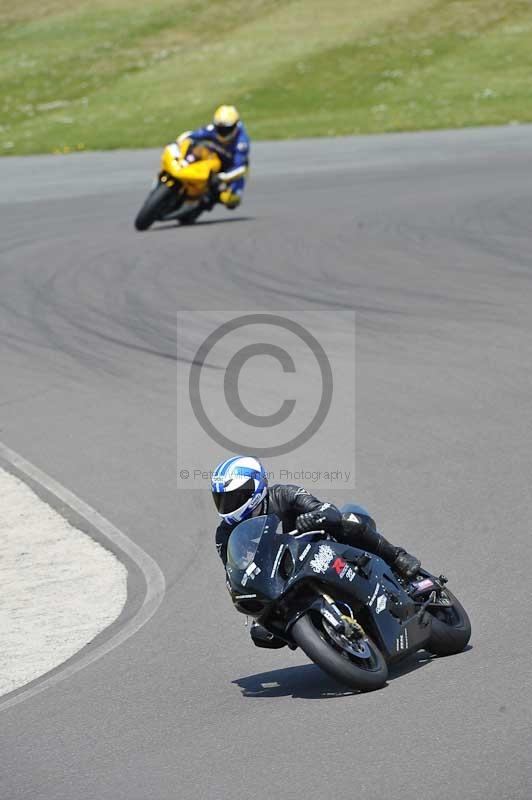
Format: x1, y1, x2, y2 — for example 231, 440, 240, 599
212, 456, 422, 649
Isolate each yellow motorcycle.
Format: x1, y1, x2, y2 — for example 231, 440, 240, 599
135, 139, 226, 230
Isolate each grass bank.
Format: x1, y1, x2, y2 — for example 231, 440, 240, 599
1, 0, 532, 154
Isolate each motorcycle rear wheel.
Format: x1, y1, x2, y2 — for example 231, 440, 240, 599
291, 612, 388, 691
178, 206, 203, 225
134, 183, 176, 230
426, 589, 471, 656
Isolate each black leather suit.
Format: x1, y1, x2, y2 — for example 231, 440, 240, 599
215, 483, 404, 567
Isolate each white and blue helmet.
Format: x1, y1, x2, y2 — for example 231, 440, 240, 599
211, 455, 268, 525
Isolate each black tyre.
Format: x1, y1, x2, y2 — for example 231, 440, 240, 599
134, 183, 176, 231
291, 613, 388, 691
426, 589, 471, 656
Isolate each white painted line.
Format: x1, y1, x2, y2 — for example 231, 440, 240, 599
0, 441, 166, 712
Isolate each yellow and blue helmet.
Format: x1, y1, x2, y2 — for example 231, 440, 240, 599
211, 455, 267, 524
213, 105, 240, 142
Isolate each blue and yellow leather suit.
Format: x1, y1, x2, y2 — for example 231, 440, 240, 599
178, 121, 250, 204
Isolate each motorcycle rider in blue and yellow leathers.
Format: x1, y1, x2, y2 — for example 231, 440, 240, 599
178, 105, 249, 210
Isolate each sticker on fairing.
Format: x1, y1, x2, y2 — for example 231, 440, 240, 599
369, 582, 380, 606
299, 543, 311, 561
242, 561, 261, 586
309, 544, 335, 574
322, 608, 340, 627
413, 578, 434, 592
332, 557, 347, 575
270, 545, 285, 578
375, 594, 387, 614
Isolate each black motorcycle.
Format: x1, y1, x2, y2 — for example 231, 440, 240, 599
225, 513, 471, 691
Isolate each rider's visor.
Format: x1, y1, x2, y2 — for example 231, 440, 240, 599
215, 123, 237, 139
213, 477, 255, 514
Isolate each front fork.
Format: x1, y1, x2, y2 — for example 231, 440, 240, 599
286, 591, 366, 641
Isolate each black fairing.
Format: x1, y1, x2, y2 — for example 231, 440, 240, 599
226, 514, 300, 606
225, 514, 432, 661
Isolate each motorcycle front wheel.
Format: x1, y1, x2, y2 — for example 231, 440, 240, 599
134, 183, 177, 230
425, 589, 471, 656
291, 612, 388, 691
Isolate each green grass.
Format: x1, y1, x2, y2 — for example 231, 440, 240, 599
1, 0, 532, 154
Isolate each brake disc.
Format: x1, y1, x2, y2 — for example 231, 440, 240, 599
322, 619, 372, 659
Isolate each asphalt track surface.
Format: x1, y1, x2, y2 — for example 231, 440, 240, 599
1, 126, 532, 799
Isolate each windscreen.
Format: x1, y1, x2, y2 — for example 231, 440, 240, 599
226, 514, 294, 600
226, 514, 282, 572
226, 516, 267, 571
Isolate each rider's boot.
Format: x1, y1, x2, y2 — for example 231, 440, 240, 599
341, 513, 421, 579
391, 549, 421, 579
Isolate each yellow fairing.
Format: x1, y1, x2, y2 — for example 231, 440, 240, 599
160, 144, 222, 199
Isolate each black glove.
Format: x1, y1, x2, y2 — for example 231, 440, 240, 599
393, 550, 421, 579
296, 504, 342, 535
